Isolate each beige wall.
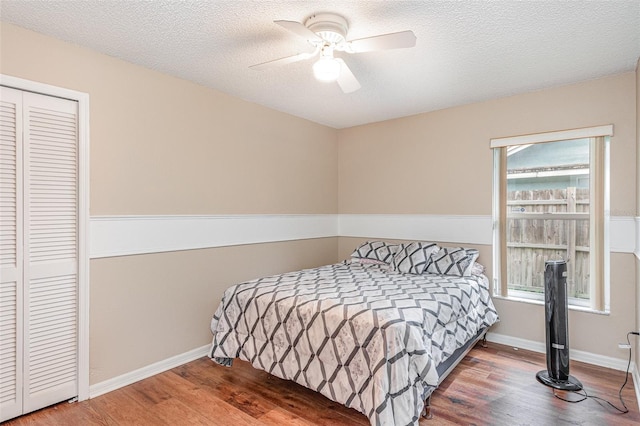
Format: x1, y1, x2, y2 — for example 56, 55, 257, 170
90, 238, 338, 384
2, 20, 638, 383
338, 73, 637, 359
1, 22, 339, 384
339, 73, 636, 216
0, 22, 338, 215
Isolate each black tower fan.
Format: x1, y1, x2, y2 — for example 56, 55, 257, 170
536, 259, 582, 391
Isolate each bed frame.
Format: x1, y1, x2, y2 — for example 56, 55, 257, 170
422, 328, 488, 419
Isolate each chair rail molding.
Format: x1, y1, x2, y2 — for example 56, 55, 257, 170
90, 214, 637, 258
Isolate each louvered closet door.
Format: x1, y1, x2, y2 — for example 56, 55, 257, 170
23, 92, 78, 412
0, 86, 80, 422
0, 86, 24, 422
22, 91, 79, 413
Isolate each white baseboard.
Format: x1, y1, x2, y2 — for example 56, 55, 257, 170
89, 344, 211, 398
633, 364, 640, 410
486, 332, 634, 372
89, 337, 640, 410
487, 332, 640, 408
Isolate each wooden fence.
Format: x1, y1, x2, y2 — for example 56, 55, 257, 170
507, 187, 590, 299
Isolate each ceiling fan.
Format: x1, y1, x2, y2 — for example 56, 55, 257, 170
250, 13, 417, 93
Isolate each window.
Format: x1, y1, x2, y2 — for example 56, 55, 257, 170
491, 126, 611, 312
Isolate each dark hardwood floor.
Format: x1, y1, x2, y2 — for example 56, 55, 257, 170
5, 342, 639, 425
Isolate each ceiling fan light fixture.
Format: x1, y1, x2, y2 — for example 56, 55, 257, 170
305, 13, 348, 45
313, 56, 341, 82
254, 13, 417, 94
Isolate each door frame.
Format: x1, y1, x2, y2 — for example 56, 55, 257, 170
0, 74, 90, 401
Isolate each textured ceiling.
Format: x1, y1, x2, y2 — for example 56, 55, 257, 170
1, 1, 639, 129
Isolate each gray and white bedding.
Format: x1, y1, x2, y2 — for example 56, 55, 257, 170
209, 260, 498, 426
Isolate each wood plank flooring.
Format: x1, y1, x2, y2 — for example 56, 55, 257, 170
5, 342, 640, 425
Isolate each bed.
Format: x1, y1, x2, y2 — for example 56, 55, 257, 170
209, 241, 499, 426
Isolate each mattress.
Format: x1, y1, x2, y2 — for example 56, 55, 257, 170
209, 261, 499, 426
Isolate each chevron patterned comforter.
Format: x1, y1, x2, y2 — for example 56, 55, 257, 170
209, 261, 499, 426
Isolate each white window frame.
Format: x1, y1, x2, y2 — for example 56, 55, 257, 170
491, 125, 611, 313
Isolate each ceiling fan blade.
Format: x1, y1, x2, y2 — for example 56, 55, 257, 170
275, 20, 323, 43
348, 30, 416, 53
250, 50, 317, 70
335, 58, 361, 93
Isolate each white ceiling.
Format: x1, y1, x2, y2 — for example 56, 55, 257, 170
2, 1, 639, 129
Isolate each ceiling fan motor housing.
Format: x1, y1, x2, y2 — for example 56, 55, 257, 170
252, 12, 414, 94
305, 13, 348, 44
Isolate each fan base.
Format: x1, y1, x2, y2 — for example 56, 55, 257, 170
536, 371, 583, 391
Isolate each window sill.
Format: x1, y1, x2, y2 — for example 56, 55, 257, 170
491, 294, 610, 315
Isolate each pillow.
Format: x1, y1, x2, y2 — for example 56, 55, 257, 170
391, 242, 439, 274
470, 261, 485, 276
350, 257, 389, 266
426, 247, 479, 277
350, 241, 398, 264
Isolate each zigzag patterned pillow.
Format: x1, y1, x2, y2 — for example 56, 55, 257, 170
426, 247, 479, 277
391, 242, 439, 274
350, 241, 398, 264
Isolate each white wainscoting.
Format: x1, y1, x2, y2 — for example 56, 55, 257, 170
90, 214, 338, 258
609, 216, 637, 254
90, 214, 637, 258
635, 217, 640, 260
338, 214, 493, 245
